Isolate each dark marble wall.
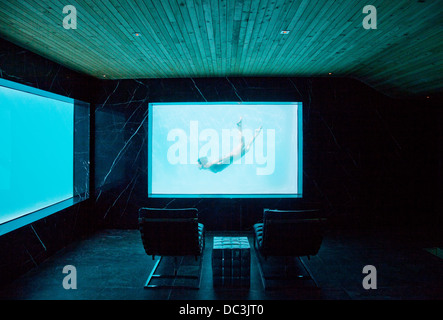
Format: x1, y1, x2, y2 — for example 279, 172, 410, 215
93, 77, 443, 235
0, 38, 98, 286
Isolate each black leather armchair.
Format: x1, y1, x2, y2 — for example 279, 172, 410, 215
253, 208, 326, 288
138, 207, 205, 289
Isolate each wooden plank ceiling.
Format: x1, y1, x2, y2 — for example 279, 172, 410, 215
0, 0, 442, 97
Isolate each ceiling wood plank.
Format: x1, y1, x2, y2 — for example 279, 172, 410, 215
0, 0, 441, 96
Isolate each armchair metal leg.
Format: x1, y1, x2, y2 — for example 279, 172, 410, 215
144, 256, 203, 290
255, 251, 319, 290
144, 257, 161, 288
298, 256, 319, 288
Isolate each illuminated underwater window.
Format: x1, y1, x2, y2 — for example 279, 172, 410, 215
0, 78, 89, 235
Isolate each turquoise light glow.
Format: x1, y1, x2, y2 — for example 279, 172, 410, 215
0, 80, 74, 225
148, 102, 302, 198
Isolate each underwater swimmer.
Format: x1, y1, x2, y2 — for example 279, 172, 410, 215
197, 117, 262, 173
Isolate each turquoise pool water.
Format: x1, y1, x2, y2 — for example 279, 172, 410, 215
0, 81, 73, 224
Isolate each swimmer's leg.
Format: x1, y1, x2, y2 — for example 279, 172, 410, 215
236, 117, 245, 147
248, 126, 263, 150
236, 117, 243, 129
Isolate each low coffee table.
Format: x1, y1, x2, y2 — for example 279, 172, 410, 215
212, 236, 250, 288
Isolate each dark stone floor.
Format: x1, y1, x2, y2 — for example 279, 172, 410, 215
0, 228, 442, 300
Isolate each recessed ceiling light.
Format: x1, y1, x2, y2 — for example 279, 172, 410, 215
133, 32, 142, 37
328, 72, 333, 75
280, 30, 290, 35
